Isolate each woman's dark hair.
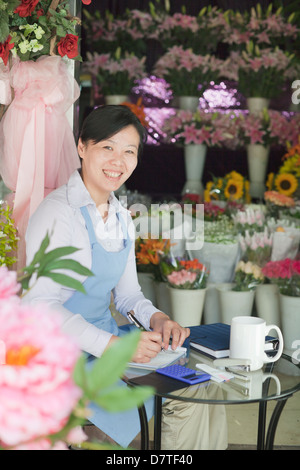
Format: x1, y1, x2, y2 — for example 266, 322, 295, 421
78, 105, 148, 158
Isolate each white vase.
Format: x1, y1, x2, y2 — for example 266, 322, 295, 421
247, 97, 270, 114
105, 95, 128, 105
178, 96, 199, 112
153, 281, 172, 317
279, 294, 300, 352
203, 283, 222, 324
137, 272, 157, 305
255, 284, 281, 328
182, 144, 207, 196
217, 284, 255, 324
247, 144, 270, 199
167, 286, 206, 327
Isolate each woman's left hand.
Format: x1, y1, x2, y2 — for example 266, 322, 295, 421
150, 311, 190, 351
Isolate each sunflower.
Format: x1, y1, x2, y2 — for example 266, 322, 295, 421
224, 178, 244, 200
227, 171, 244, 181
274, 173, 298, 196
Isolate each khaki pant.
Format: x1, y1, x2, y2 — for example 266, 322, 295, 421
161, 384, 228, 450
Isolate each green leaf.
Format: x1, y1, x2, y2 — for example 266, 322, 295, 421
41, 272, 86, 293
86, 331, 141, 393
92, 385, 154, 412
39, 246, 80, 269
41, 258, 93, 278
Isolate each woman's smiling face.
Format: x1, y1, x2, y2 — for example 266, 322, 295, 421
78, 124, 139, 205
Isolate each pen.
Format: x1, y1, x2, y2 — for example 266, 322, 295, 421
127, 312, 167, 352
127, 312, 150, 332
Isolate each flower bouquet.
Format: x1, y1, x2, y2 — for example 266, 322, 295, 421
233, 260, 264, 291
192, 218, 240, 284
152, 45, 227, 96
262, 258, 300, 296
231, 206, 266, 234
162, 109, 236, 147
264, 190, 295, 220
84, 48, 146, 96
228, 44, 297, 99
204, 171, 251, 203
222, 4, 298, 52
160, 256, 208, 290
266, 141, 300, 198
0, 0, 82, 63
235, 109, 297, 148
156, 7, 224, 54
135, 236, 172, 282
82, 8, 149, 57
238, 228, 273, 266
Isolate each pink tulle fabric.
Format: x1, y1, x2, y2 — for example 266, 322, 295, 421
0, 55, 81, 264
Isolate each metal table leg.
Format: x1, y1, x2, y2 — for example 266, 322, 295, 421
154, 395, 162, 450
265, 398, 288, 450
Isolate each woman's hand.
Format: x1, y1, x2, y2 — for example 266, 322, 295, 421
150, 311, 190, 351
131, 331, 163, 363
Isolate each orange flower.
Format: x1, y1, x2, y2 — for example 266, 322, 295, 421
179, 259, 205, 271
121, 97, 148, 127
136, 238, 171, 266
264, 190, 295, 207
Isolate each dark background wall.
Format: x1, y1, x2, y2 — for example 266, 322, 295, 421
79, 0, 299, 201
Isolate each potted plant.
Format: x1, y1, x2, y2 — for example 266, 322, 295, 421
135, 236, 172, 306
152, 45, 227, 109
217, 260, 264, 324
84, 47, 146, 102
163, 110, 236, 195
160, 256, 208, 326
262, 258, 300, 352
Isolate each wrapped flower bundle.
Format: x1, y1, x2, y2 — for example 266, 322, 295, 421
233, 260, 264, 291
238, 228, 273, 266
160, 256, 208, 289
232, 207, 265, 234
262, 258, 300, 297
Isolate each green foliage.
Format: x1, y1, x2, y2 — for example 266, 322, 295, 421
20, 231, 94, 293
73, 330, 154, 413
0, 204, 18, 267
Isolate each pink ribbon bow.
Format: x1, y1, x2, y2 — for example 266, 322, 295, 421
0, 55, 80, 264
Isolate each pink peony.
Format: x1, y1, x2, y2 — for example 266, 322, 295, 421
0, 299, 82, 448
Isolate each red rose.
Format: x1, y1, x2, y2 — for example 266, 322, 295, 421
82, 0, 92, 4
0, 36, 14, 66
14, 0, 40, 17
57, 34, 79, 59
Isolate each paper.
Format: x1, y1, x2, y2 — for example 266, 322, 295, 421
127, 346, 187, 370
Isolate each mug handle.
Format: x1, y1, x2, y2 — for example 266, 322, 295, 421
263, 324, 284, 363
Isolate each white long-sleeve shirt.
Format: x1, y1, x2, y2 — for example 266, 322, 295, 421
24, 170, 158, 357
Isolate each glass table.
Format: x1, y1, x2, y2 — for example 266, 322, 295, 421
127, 350, 300, 450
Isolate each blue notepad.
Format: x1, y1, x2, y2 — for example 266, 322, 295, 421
187, 323, 230, 358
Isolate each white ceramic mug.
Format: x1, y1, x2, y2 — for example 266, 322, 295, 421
230, 316, 284, 371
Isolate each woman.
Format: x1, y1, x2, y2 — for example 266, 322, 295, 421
24, 105, 227, 449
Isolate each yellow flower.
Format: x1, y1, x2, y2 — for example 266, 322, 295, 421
279, 156, 300, 177
227, 171, 244, 181
266, 172, 274, 190
274, 173, 298, 196
224, 178, 244, 200
204, 189, 211, 202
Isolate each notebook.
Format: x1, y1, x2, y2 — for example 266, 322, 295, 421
188, 323, 230, 359
127, 345, 187, 370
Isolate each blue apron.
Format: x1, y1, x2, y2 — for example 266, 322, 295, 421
63, 206, 154, 447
